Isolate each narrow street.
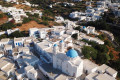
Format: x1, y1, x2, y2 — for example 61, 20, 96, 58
37, 69, 47, 80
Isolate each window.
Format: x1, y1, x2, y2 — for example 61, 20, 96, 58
98, 71, 100, 74
20, 42, 22, 46
18, 43, 20, 46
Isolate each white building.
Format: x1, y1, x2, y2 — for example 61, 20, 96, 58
55, 16, 64, 23
0, 38, 11, 47
85, 72, 116, 80
55, 74, 68, 80
52, 29, 65, 36
86, 26, 95, 34
25, 65, 38, 80
53, 42, 83, 77
0, 6, 28, 23
73, 0, 82, 2
65, 20, 76, 29
14, 38, 24, 47
83, 59, 98, 74
29, 28, 48, 38
69, 11, 79, 18
30, 10, 42, 18
4, 44, 12, 54
97, 64, 109, 74
29, 28, 38, 37
38, 29, 47, 39
0, 31, 6, 36
18, 47, 30, 54
106, 67, 118, 78
4, 0, 17, 2
7, 28, 19, 35
0, 57, 15, 77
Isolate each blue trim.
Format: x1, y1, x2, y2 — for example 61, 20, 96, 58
18, 43, 20, 46
54, 44, 57, 47
60, 40, 63, 43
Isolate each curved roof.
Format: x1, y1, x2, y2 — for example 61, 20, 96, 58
54, 44, 58, 47
83, 26, 86, 29
66, 49, 78, 58
60, 40, 63, 43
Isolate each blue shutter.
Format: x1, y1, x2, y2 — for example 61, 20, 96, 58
18, 43, 20, 46
20, 42, 22, 46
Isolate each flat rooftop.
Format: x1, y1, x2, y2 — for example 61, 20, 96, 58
55, 74, 68, 80
4, 45, 12, 49
22, 54, 39, 65
37, 40, 52, 50
1, 63, 14, 72
14, 38, 23, 42
83, 59, 98, 70
106, 67, 117, 75
0, 71, 7, 80
97, 64, 109, 73
25, 65, 34, 71
85, 73, 98, 80
95, 74, 115, 80
0, 38, 10, 42
0, 61, 9, 69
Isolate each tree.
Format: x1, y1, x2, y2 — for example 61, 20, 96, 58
16, 23, 22, 26
42, 21, 49, 25
0, 34, 7, 39
83, 19, 110, 31
9, 31, 25, 38
97, 53, 110, 64
0, 14, 4, 18
118, 53, 120, 59
33, 13, 39, 18
109, 52, 114, 60
72, 33, 78, 40
74, 26, 81, 31
41, 16, 53, 21
95, 45, 108, 53
82, 46, 98, 60
104, 40, 113, 47
0, 22, 16, 31
22, 17, 31, 24
97, 34, 106, 40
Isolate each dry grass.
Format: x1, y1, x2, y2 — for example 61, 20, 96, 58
107, 46, 119, 60
13, 21, 47, 31
0, 17, 8, 25
14, 4, 32, 10
0, 12, 8, 26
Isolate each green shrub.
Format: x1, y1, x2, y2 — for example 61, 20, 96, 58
22, 17, 32, 24
16, 23, 22, 26
0, 14, 4, 18
0, 22, 16, 31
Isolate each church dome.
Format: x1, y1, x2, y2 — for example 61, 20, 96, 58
66, 49, 78, 58
60, 40, 63, 43
54, 44, 58, 47
83, 26, 86, 29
